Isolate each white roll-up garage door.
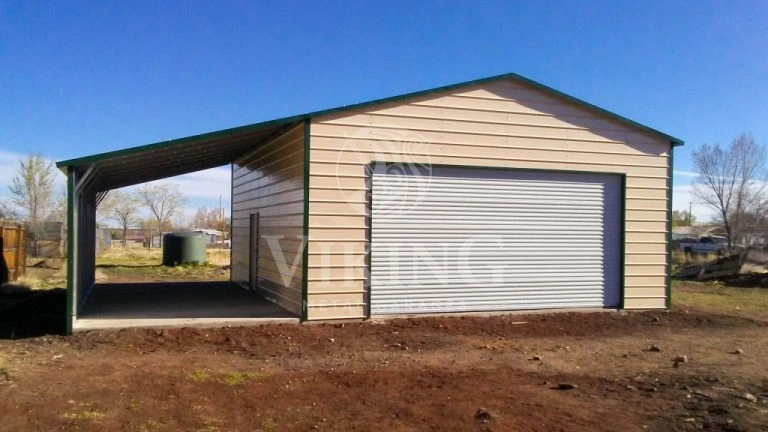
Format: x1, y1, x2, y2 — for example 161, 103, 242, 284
370, 165, 621, 314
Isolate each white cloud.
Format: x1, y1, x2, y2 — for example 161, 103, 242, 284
673, 170, 699, 178
144, 166, 231, 202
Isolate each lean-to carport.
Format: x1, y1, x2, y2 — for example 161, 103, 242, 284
58, 72, 683, 334
57, 118, 304, 334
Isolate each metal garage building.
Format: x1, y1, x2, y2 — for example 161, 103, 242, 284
58, 73, 682, 333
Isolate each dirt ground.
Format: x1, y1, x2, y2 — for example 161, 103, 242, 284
1, 288, 767, 431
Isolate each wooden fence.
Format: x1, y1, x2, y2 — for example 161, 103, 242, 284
1, 220, 27, 284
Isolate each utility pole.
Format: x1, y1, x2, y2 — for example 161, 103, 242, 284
688, 202, 693, 226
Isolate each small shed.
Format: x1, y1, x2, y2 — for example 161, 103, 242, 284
57, 72, 682, 333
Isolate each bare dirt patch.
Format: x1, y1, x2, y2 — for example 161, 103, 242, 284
1, 305, 767, 431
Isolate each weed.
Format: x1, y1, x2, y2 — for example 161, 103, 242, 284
197, 418, 221, 432
186, 370, 212, 383
222, 371, 264, 386
62, 409, 104, 420
0, 367, 11, 383
261, 418, 277, 432
139, 419, 163, 432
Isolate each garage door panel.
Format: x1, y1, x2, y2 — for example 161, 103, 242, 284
371, 166, 622, 314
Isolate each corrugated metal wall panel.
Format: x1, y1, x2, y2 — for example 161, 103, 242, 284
231, 125, 305, 315
370, 166, 621, 314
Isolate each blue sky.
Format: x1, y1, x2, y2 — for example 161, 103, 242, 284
1, 0, 767, 223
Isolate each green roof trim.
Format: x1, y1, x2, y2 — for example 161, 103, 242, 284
57, 72, 683, 168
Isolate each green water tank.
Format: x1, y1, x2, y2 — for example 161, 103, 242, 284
162, 232, 206, 266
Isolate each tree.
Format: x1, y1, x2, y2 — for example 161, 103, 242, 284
191, 206, 230, 232
692, 134, 766, 247
0, 198, 18, 220
8, 154, 56, 256
137, 182, 186, 246
100, 190, 141, 247
671, 210, 696, 227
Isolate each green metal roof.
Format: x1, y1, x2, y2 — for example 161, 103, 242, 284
57, 72, 683, 192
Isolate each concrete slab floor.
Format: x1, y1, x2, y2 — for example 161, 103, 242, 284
73, 281, 299, 331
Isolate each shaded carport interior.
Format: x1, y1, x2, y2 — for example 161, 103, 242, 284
57, 117, 305, 333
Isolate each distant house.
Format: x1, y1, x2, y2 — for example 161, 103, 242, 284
123, 234, 146, 248
108, 228, 148, 248
188, 228, 229, 249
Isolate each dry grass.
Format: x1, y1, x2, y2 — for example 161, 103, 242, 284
2, 247, 231, 289
185, 369, 264, 386
206, 249, 231, 267
4, 257, 67, 290
95, 247, 230, 282
673, 280, 768, 318
96, 247, 164, 267
62, 409, 104, 421
671, 250, 720, 271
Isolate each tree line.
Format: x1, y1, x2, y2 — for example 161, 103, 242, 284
3, 154, 229, 254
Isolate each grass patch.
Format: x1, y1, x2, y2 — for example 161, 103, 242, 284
206, 249, 230, 267
673, 280, 768, 317
95, 247, 229, 281
186, 369, 264, 386
138, 419, 164, 432
221, 371, 264, 386
261, 418, 277, 432
97, 247, 164, 267
0, 367, 12, 383
62, 409, 104, 421
5, 257, 67, 290
186, 370, 212, 383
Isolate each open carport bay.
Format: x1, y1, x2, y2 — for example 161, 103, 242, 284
74, 281, 298, 330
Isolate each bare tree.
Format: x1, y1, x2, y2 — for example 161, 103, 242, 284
191, 206, 230, 232
0, 198, 18, 220
100, 190, 141, 247
8, 154, 56, 256
137, 182, 186, 246
692, 134, 766, 247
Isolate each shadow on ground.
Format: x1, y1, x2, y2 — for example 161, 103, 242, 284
0, 286, 66, 338
80, 281, 292, 320
718, 274, 768, 288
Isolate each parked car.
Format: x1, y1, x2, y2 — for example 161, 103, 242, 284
677, 235, 727, 255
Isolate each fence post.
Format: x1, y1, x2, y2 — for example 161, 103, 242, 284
17, 224, 26, 279
0, 221, 28, 283
0, 220, 6, 284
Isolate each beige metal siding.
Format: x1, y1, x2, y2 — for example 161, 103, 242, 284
307, 78, 671, 319
232, 125, 304, 315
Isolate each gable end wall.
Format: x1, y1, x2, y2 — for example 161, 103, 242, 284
306, 78, 671, 319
